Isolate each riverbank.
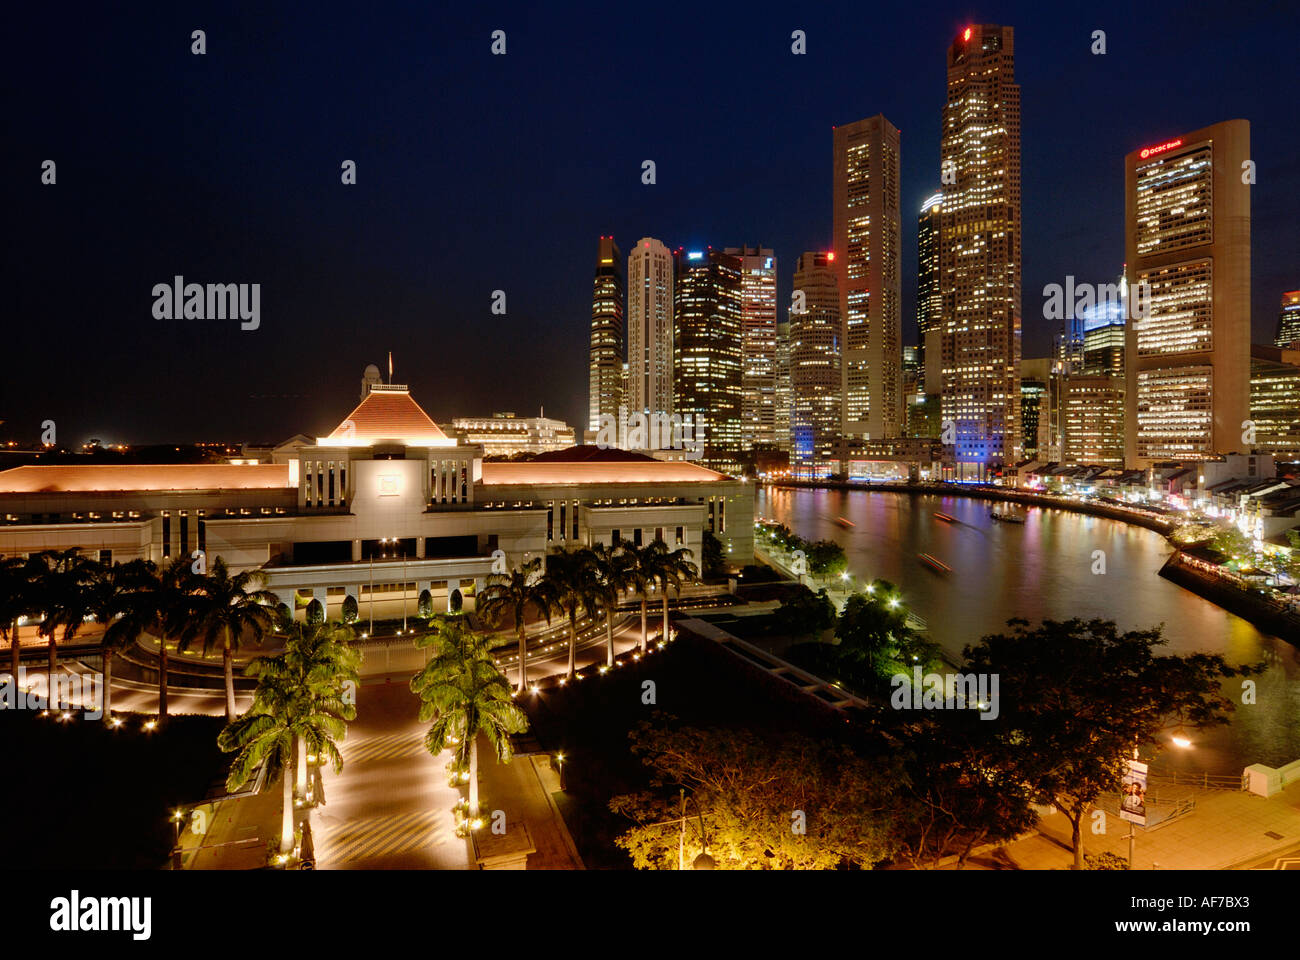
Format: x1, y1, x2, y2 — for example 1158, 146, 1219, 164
769, 479, 1177, 535
769, 479, 1297, 645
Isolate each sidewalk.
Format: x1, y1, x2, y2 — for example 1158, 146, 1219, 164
474, 746, 583, 869
990, 779, 1300, 870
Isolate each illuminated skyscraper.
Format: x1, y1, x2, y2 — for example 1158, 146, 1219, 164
1275, 290, 1300, 348
673, 249, 743, 465
833, 114, 902, 441
588, 236, 624, 433
725, 246, 778, 450
774, 320, 792, 455
789, 251, 842, 476
626, 237, 674, 418
1063, 376, 1125, 467
1250, 345, 1300, 459
1124, 120, 1251, 466
916, 192, 943, 385
938, 24, 1022, 480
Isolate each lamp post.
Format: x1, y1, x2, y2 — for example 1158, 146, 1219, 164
678, 788, 714, 870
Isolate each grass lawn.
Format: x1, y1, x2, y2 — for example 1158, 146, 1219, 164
0, 710, 229, 869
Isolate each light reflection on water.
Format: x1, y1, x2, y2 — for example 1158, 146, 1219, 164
759, 486, 1300, 774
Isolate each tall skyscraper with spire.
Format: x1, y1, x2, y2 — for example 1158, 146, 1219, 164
626, 237, 674, 418
789, 251, 843, 476
833, 114, 902, 442
588, 236, 624, 433
938, 24, 1022, 480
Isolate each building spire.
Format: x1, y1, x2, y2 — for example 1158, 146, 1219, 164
388, 351, 393, 384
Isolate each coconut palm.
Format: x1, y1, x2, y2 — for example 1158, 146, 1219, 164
621, 539, 655, 654
28, 548, 93, 685
642, 540, 699, 645
219, 622, 358, 854
541, 546, 601, 679
248, 620, 360, 803
109, 557, 199, 727
410, 615, 527, 819
177, 557, 279, 721
78, 559, 143, 719
477, 557, 553, 692
0, 555, 38, 679
589, 542, 635, 667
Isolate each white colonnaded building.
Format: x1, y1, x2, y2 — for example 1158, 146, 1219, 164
0, 372, 754, 621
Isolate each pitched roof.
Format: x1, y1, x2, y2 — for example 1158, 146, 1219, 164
481, 459, 725, 486
0, 464, 291, 493
321, 387, 451, 446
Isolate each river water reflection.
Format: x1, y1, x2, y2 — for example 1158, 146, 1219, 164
759, 485, 1300, 774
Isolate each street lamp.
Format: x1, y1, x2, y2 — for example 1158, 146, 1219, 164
678, 788, 713, 870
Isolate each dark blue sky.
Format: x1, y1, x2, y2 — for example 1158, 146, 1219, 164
7, 0, 1298, 445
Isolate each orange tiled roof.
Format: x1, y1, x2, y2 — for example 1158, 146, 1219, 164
481, 460, 724, 485
323, 389, 449, 444
0, 464, 291, 493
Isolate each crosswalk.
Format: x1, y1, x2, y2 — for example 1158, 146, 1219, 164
341, 731, 430, 764
316, 810, 450, 865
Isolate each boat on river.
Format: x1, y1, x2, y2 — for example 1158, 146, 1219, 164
835, 516, 855, 528
990, 509, 1025, 524
918, 553, 952, 573
933, 512, 958, 523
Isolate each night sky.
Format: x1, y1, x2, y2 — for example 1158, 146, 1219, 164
7, 0, 1298, 447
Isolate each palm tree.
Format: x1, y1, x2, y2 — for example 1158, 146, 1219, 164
643, 540, 699, 645
541, 546, 601, 679
410, 616, 527, 819
109, 557, 198, 727
620, 540, 653, 654
178, 557, 279, 720
78, 559, 141, 719
0, 556, 38, 680
477, 557, 552, 692
589, 542, 634, 667
219, 622, 358, 854
29, 548, 93, 686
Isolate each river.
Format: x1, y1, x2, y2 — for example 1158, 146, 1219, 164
759, 485, 1300, 775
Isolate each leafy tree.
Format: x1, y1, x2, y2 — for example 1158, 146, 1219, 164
478, 557, 552, 691
806, 540, 848, 579
893, 708, 1037, 869
341, 594, 359, 624
305, 598, 324, 626
449, 589, 463, 613
835, 581, 925, 676
609, 722, 903, 869
771, 586, 836, 639
177, 557, 279, 720
409, 616, 527, 819
416, 590, 432, 620
962, 617, 1259, 869
77, 559, 142, 718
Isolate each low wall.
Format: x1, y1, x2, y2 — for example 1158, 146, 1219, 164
1160, 554, 1300, 644
1243, 759, 1300, 797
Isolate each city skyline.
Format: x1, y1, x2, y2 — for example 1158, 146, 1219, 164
7, 2, 1299, 448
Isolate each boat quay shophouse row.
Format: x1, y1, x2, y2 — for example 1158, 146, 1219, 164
0, 379, 754, 618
